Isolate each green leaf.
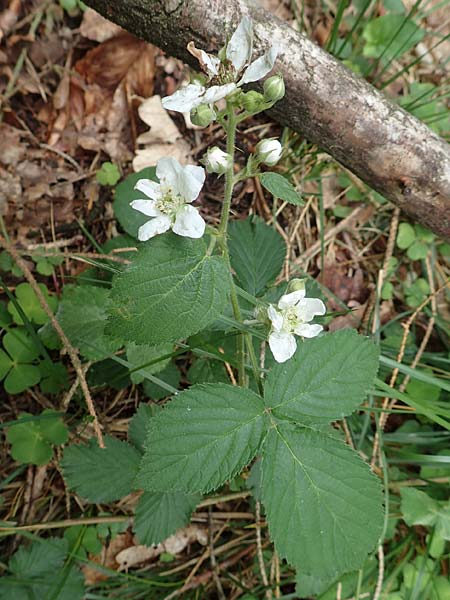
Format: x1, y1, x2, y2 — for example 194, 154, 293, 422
187, 357, 229, 385
126, 341, 172, 383
39, 409, 68, 445
259, 172, 303, 206
228, 216, 286, 296
7, 416, 52, 465
50, 285, 122, 360
261, 424, 383, 577
0, 348, 12, 380
107, 235, 230, 345
264, 330, 379, 423
407, 239, 428, 261
7, 282, 57, 325
9, 537, 68, 577
134, 491, 201, 545
5, 363, 41, 394
114, 167, 157, 238
39, 361, 69, 394
362, 15, 424, 64
396, 222, 415, 249
96, 161, 121, 186
128, 403, 155, 453
143, 361, 181, 400
36, 258, 55, 276
3, 329, 40, 362
400, 488, 450, 540
61, 435, 141, 502
137, 383, 265, 494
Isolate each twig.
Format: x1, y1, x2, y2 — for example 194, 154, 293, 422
255, 500, 271, 599
208, 507, 226, 600
372, 544, 385, 600
0, 237, 104, 448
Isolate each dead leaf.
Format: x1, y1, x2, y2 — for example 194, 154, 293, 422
82, 531, 134, 585
116, 525, 208, 571
0, 125, 25, 166
80, 8, 123, 42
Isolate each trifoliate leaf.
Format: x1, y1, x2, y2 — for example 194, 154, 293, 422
7, 282, 57, 325
128, 403, 155, 453
48, 285, 122, 360
259, 172, 303, 205
362, 15, 424, 64
261, 424, 383, 577
137, 383, 265, 494
396, 222, 415, 249
407, 239, 428, 261
134, 491, 201, 546
400, 488, 450, 540
107, 235, 230, 345
264, 330, 379, 423
0, 331, 42, 394
61, 435, 141, 502
228, 216, 286, 296
38, 409, 68, 445
3, 328, 40, 362
35, 259, 54, 276
114, 167, 157, 238
6, 416, 53, 465
96, 161, 121, 186
126, 341, 172, 383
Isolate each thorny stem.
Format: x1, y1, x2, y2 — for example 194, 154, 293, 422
218, 103, 263, 391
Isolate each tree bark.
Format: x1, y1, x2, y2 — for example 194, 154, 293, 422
85, 0, 450, 240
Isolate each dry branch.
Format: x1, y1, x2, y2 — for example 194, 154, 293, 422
84, 0, 450, 239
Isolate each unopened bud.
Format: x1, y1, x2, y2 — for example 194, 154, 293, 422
286, 278, 306, 294
256, 138, 282, 166
190, 104, 216, 127
203, 146, 233, 174
263, 75, 285, 103
241, 90, 266, 113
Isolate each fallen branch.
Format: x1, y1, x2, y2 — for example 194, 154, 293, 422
84, 0, 450, 240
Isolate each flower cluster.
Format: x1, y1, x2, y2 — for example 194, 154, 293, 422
267, 288, 326, 363
162, 16, 278, 115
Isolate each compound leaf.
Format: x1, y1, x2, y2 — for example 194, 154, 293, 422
61, 435, 141, 503
264, 330, 379, 423
261, 424, 383, 577
228, 216, 286, 296
134, 491, 201, 546
137, 383, 265, 494
107, 235, 230, 345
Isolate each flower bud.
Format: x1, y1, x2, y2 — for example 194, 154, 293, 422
241, 90, 266, 113
263, 75, 285, 103
203, 146, 233, 174
190, 104, 216, 127
286, 278, 306, 294
256, 138, 282, 166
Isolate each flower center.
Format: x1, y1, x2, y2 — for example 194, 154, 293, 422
283, 307, 302, 332
155, 185, 185, 218
211, 61, 237, 85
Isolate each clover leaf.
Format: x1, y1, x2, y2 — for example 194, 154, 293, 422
0, 329, 41, 394
7, 282, 57, 325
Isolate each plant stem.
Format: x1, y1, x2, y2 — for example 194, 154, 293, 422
218, 104, 237, 237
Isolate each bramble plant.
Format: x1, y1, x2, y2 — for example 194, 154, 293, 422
59, 17, 384, 593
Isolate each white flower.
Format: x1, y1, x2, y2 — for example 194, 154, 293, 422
203, 146, 233, 174
162, 17, 278, 114
267, 290, 326, 363
257, 138, 282, 166
130, 157, 206, 241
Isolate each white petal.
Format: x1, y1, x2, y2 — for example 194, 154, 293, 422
278, 289, 305, 309
162, 83, 205, 113
182, 165, 206, 202
226, 16, 253, 72
267, 304, 283, 332
172, 205, 206, 238
134, 179, 161, 200
269, 331, 297, 363
199, 50, 221, 77
239, 45, 278, 85
137, 216, 172, 241
203, 83, 237, 104
130, 199, 162, 217
297, 297, 327, 322
294, 323, 323, 338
